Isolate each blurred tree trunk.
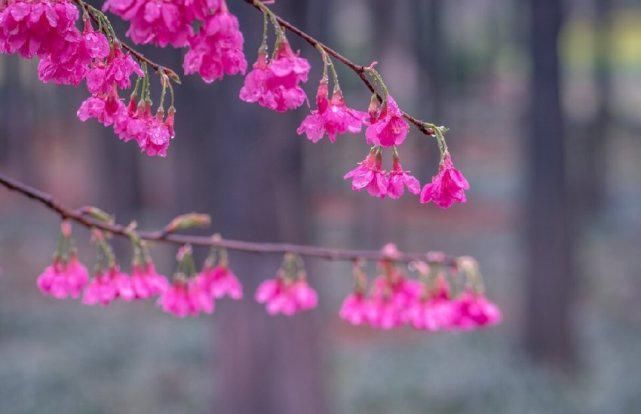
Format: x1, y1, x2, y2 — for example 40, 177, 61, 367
0, 59, 35, 182
171, 2, 327, 413
580, 0, 613, 215
524, 0, 577, 368
414, 0, 445, 121
413, 0, 446, 176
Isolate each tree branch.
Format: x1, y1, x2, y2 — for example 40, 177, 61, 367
241, 0, 436, 136
0, 171, 457, 266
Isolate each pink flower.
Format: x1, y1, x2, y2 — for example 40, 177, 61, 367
103, 0, 194, 47
420, 153, 470, 208
366, 96, 409, 147
183, 1, 247, 83
239, 40, 310, 112
198, 265, 243, 300
297, 80, 367, 143
255, 276, 318, 316
130, 262, 169, 299
112, 100, 174, 157
158, 277, 215, 317
82, 267, 123, 306
188, 276, 215, 314
386, 156, 420, 199
37, 255, 89, 299
366, 274, 421, 329
38, 25, 110, 85
158, 280, 195, 317
0, 0, 80, 59
343, 150, 388, 198
113, 270, 137, 301
452, 291, 501, 330
86, 46, 143, 95
339, 292, 369, 326
405, 277, 456, 331
77, 93, 126, 127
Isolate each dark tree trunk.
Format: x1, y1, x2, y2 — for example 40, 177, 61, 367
169, 2, 328, 413
580, 0, 612, 215
524, 0, 577, 367
413, 0, 446, 176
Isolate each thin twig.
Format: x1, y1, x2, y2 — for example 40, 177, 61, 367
0, 171, 457, 266
241, 0, 435, 136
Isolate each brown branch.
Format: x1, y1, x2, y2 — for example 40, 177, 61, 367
241, 0, 435, 136
0, 171, 457, 266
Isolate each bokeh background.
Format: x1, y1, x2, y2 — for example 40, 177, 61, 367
2, 0, 641, 413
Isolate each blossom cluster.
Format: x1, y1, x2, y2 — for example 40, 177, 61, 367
0, 0, 177, 156
36, 224, 318, 318
1, 0, 471, 205
340, 247, 501, 331
103, 0, 247, 83
233, 11, 470, 208
37, 224, 500, 331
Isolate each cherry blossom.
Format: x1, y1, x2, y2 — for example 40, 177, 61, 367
129, 262, 169, 299
86, 45, 143, 95
386, 155, 421, 199
452, 291, 502, 330
198, 264, 243, 300
0, 0, 80, 59
343, 149, 388, 198
37, 24, 110, 85
366, 96, 409, 147
255, 275, 318, 316
297, 80, 367, 143
37, 255, 89, 299
339, 292, 369, 326
420, 153, 470, 208
183, 0, 247, 83
82, 267, 126, 306
103, 0, 194, 47
240, 39, 310, 112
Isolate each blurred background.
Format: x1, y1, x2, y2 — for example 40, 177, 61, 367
1, 0, 641, 412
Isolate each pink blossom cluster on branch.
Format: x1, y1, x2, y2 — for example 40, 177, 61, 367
0, 0, 470, 206
35, 220, 500, 331
340, 247, 501, 331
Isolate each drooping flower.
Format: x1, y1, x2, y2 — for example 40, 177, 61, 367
405, 275, 456, 331
37, 255, 89, 299
158, 279, 195, 317
339, 292, 370, 326
37, 25, 110, 85
239, 39, 310, 112
82, 267, 125, 306
102, 0, 194, 48
198, 264, 243, 300
452, 291, 501, 330
129, 262, 169, 299
158, 277, 214, 317
255, 275, 318, 316
77, 92, 126, 127
420, 153, 470, 208
366, 96, 409, 147
343, 149, 388, 198
297, 80, 367, 143
366, 272, 422, 329
0, 0, 80, 59
386, 155, 421, 199
86, 45, 143, 95
112, 99, 174, 157
183, 1, 247, 83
